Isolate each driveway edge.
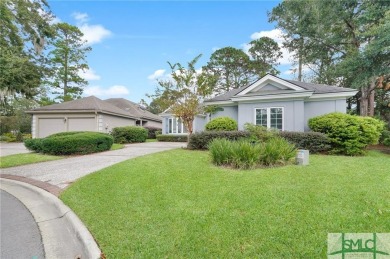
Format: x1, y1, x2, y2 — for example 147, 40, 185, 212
0, 178, 101, 259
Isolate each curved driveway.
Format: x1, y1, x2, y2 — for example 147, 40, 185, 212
1, 142, 185, 188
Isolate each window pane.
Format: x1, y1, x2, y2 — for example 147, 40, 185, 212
270, 108, 283, 130
256, 109, 267, 127
173, 118, 177, 133
168, 118, 172, 133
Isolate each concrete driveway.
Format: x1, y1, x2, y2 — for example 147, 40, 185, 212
1, 142, 185, 188
0, 142, 31, 157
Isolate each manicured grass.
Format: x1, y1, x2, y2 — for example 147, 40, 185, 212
61, 150, 390, 258
146, 138, 157, 142
110, 143, 124, 150
0, 153, 63, 168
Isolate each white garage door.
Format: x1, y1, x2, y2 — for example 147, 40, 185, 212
68, 117, 96, 131
38, 118, 66, 138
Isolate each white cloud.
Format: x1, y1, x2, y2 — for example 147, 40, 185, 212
79, 24, 111, 45
72, 12, 111, 45
246, 28, 293, 65
211, 47, 220, 52
78, 68, 101, 81
84, 85, 130, 98
72, 12, 89, 23
147, 69, 167, 80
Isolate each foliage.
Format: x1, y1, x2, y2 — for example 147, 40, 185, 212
47, 23, 91, 102
151, 55, 216, 140
143, 126, 161, 139
269, 1, 390, 116
0, 0, 55, 104
248, 37, 282, 76
188, 131, 251, 150
309, 113, 385, 155
380, 130, 390, 147
203, 47, 254, 95
278, 131, 332, 154
244, 123, 277, 142
259, 137, 297, 166
205, 117, 238, 131
111, 126, 148, 144
209, 137, 296, 169
0, 98, 38, 134
25, 132, 113, 155
156, 134, 188, 142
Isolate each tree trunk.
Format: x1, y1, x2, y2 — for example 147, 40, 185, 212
360, 78, 377, 116
368, 89, 375, 117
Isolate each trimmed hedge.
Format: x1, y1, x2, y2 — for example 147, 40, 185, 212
188, 131, 251, 150
205, 117, 238, 131
143, 126, 162, 139
380, 130, 390, 147
156, 134, 188, 142
309, 112, 385, 155
24, 132, 113, 155
278, 131, 331, 153
111, 126, 148, 143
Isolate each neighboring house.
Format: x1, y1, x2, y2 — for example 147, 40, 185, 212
105, 98, 162, 128
161, 74, 358, 134
27, 96, 162, 138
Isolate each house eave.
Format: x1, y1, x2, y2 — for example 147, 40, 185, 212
308, 91, 358, 100
231, 91, 314, 102
26, 109, 138, 120
203, 100, 236, 106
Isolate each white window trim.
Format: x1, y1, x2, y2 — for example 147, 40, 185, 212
254, 107, 284, 131
168, 117, 187, 134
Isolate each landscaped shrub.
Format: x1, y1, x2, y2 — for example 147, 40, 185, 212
208, 137, 296, 169
188, 131, 251, 150
379, 130, 390, 147
48, 131, 85, 138
278, 131, 331, 153
111, 126, 148, 143
1, 133, 16, 142
24, 138, 44, 153
205, 117, 238, 131
208, 138, 233, 166
156, 134, 188, 142
244, 123, 278, 142
231, 140, 262, 169
259, 137, 296, 166
309, 113, 385, 155
143, 126, 161, 139
25, 132, 113, 155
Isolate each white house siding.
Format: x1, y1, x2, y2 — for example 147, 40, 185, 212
237, 100, 306, 132
304, 99, 346, 131
210, 106, 239, 122
101, 114, 136, 133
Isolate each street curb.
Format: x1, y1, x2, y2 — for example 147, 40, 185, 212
0, 178, 101, 259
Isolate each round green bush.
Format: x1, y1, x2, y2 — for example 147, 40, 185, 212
111, 126, 148, 143
308, 112, 385, 155
24, 132, 113, 155
205, 117, 238, 131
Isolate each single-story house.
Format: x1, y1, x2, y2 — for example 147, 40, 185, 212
160, 74, 358, 134
27, 96, 162, 138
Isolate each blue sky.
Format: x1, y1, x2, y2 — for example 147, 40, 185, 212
49, 0, 295, 103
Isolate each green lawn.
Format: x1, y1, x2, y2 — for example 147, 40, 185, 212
0, 153, 63, 168
61, 149, 390, 258
146, 138, 157, 142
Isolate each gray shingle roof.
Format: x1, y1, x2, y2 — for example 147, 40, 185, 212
205, 77, 357, 102
28, 96, 137, 119
105, 98, 162, 122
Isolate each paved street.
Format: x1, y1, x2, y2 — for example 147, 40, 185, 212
0, 190, 44, 259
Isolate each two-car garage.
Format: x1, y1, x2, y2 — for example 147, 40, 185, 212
36, 116, 97, 138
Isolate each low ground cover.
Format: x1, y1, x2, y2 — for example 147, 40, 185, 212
61, 149, 390, 258
0, 153, 62, 168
